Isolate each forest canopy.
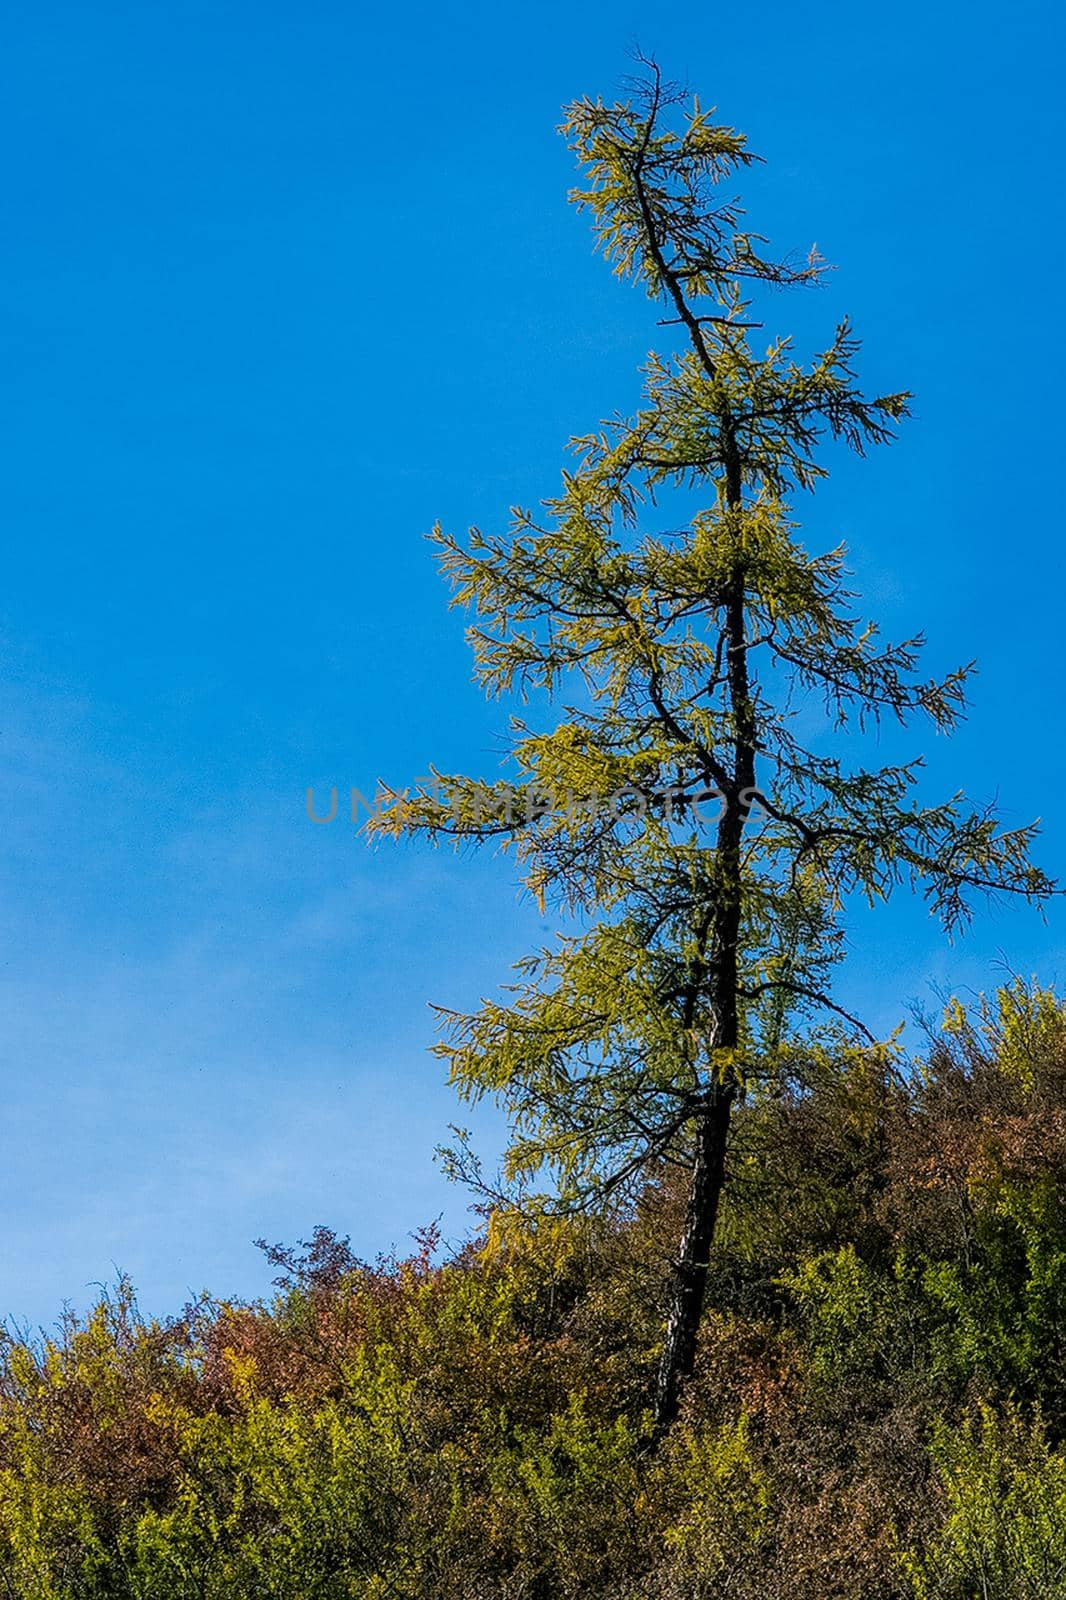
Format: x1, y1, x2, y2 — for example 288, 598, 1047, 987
5, 985, 1066, 1596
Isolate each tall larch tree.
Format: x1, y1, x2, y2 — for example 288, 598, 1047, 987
371, 62, 1055, 1430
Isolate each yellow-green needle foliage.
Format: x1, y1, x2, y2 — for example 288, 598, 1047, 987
371, 61, 1055, 1430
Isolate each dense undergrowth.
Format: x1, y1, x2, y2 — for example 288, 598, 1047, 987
5, 983, 1066, 1598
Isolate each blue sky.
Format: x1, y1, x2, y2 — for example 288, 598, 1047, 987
2, 0, 1064, 1329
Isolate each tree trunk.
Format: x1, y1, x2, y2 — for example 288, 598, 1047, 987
654, 449, 751, 1434
653, 1089, 734, 1431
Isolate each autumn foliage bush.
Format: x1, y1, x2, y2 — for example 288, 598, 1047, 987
5, 983, 1066, 1598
